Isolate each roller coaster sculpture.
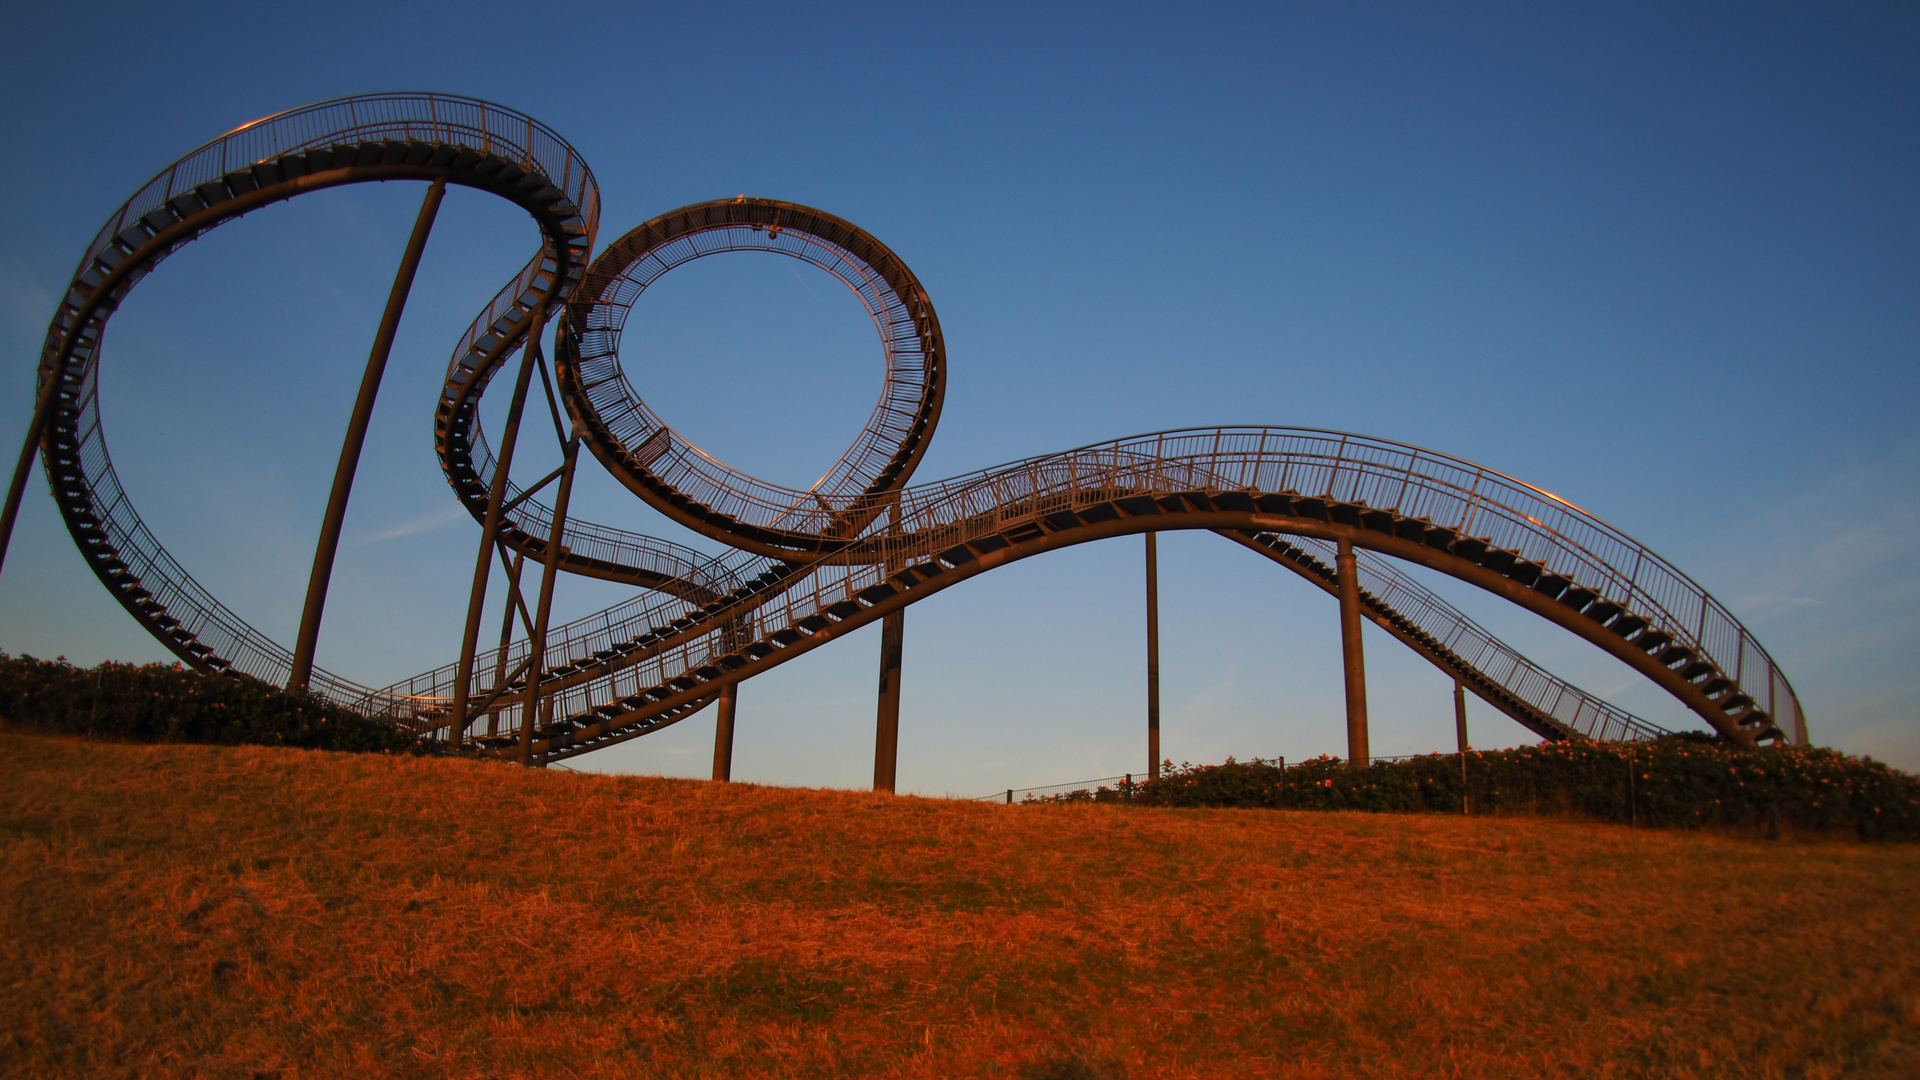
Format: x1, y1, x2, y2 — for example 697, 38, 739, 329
0, 94, 1806, 782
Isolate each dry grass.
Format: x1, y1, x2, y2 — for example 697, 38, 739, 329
2, 731, 1917, 1079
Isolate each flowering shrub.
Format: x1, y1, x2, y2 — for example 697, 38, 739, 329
1121, 739, 1920, 841
0, 652, 425, 754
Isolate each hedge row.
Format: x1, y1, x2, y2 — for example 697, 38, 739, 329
1045, 737, 1920, 841
0, 652, 425, 754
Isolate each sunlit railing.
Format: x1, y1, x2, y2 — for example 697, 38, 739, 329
462, 422, 752, 597
360, 544, 779, 726
887, 428, 1800, 740
490, 426, 1799, 749
74, 92, 598, 290
39, 94, 601, 717
562, 209, 938, 541
1284, 537, 1669, 742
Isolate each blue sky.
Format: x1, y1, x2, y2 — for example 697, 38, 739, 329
1, 2, 1914, 792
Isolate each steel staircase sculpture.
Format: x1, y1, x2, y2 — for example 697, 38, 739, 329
8, 93, 1806, 772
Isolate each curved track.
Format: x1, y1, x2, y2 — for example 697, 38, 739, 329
26, 93, 597, 708
18, 93, 1805, 770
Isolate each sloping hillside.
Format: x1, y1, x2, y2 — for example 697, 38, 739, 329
3, 731, 1916, 1079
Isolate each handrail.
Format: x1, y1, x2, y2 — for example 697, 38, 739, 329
1280, 536, 1669, 742
497, 426, 1798, 749
30, 93, 601, 718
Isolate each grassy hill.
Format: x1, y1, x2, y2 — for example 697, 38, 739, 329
3, 730, 1917, 1079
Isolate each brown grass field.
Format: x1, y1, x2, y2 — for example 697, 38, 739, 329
3, 730, 1917, 1079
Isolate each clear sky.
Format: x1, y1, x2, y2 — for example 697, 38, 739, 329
1, 2, 1915, 792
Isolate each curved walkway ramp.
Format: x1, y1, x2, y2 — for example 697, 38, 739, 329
1225, 532, 1669, 744
510, 429, 1793, 763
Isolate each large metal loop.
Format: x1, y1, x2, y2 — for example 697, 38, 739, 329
556, 198, 945, 559
31, 93, 598, 700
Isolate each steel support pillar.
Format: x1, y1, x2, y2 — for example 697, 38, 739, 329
288, 177, 446, 691
712, 681, 738, 782
1454, 679, 1469, 753
1455, 678, 1470, 814
1337, 537, 1370, 769
1145, 531, 1162, 780
516, 433, 578, 766
448, 305, 547, 749
874, 608, 904, 793
0, 358, 65, 581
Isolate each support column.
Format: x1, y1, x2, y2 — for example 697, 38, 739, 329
873, 609, 904, 793
1454, 679, 1469, 754
1337, 537, 1369, 769
449, 305, 547, 750
712, 681, 738, 782
516, 431, 578, 766
289, 177, 447, 691
0, 363, 65, 580
1145, 531, 1162, 780
1455, 678, 1470, 815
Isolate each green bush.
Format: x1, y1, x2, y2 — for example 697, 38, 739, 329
0, 652, 425, 755
1110, 739, 1920, 841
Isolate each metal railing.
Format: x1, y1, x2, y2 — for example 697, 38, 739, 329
75, 93, 597, 291
462, 421, 754, 594
970, 775, 1137, 802
1281, 537, 1670, 742
357, 544, 780, 724
889, 429, 1800, 740
35, 94, 601, 716
474, 426, 1797, 748
560, 203, 940, 546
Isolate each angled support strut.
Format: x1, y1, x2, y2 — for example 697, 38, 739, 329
450, 304, 547, 747
518, 429, 580, 765
0, 362, 64, 581
288, 176, 447, 691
